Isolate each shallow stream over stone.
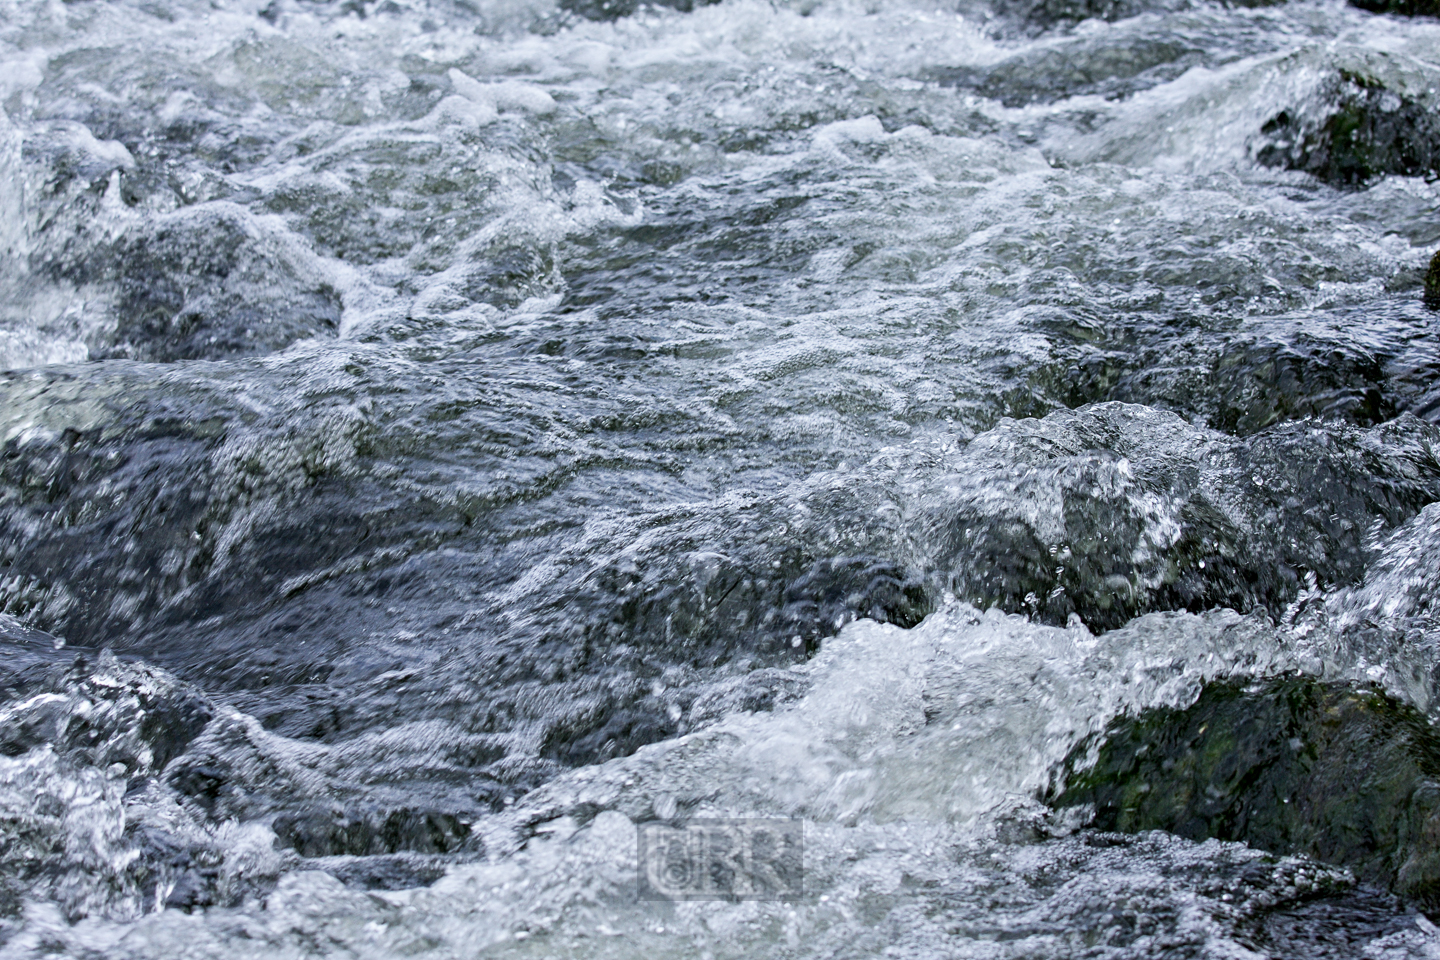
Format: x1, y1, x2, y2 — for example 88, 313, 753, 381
2, 0, 1440, 955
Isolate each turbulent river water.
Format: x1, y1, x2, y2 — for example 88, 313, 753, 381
3, 0, 1440, 954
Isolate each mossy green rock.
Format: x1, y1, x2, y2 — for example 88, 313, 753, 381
1049, 678, 1440, 909
1257, 71, 1440, 187
1426, 250, 1440, 310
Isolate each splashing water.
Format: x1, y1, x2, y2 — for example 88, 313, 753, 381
2, 0, 1440, 954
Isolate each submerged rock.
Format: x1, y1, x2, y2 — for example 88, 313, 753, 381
1108, 302, 1440, 435
1349, 0, 1440, 17
306, 852, 451, 891
925, 404, 1440, 631
558, 0, 720, 20
928, 34, 1204, 107
0, 652, 304, 920
990, 0, 1282, 30
989, 0, 1192, 30
1048, 677, 1440, 909
271, 805, 471, 858
15, 119, 344, 362
0, 651, 213, 779
1256, 69, 1440, 188
77, 206, 344, 362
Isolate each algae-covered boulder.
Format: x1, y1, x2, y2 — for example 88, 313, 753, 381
1256, 68, 1440, 188
1426, 250, 1440, 310
1049, 677, 1440, 909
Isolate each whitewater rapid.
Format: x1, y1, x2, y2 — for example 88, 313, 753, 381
2, 0, 1440, 955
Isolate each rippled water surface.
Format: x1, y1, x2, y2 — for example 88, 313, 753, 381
2, 0, 1440, 954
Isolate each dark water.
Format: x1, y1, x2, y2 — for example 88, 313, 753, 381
2, 0, 1440, 954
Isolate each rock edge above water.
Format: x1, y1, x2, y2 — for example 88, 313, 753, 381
1049, 677, 1440, 911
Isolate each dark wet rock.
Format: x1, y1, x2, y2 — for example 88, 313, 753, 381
161, 868, 218, 911
925, 403, 1440, 631
1131, 332, 1393, 436
0, 655, 447, 920
1349, 0, 1440, 17
1048, 677, 1440, 909
553, 545, 931, 675
12, 354, 1438, 789
160, 705, 499, 851
540, 703, 679, 766
558, 0, 720, 21
0, 730, 263, 923
0, 396, 224, 645
272, 805, 471, 858
166, 760, 240, 813
1011, 294, 1440, 439
119, 815, 289, 915
0, 349, 930, 773
778, 556, 930, 648
14, 119, 334, 364
522, 542, 930, 764
989, 0, 1192, 30
525, 557, 911, 767
0, 364, 416, 651
66, 205, 342, 361
928, 36, 1203, 106
1238, 886, 1420, 959
309, 853, 452, 890
125, 827, 228, 912
0, 653, 223, 923
1270, 900, 1432, 959
1426, 250, 1440, 310
1256, 69, 1440, 188
164, 711, 337, 819
0, 872, 20, 921
0, 652, 212, 778
1202, 334, 1394, 434
1103, 301, 1440, 434
989, 796, 1090, 844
